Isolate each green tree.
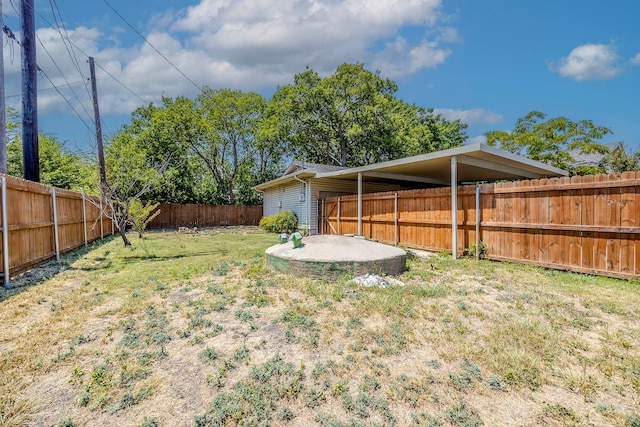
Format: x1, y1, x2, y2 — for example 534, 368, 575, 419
601, 145, 640, 173
5, 108, 95, 191
190, 88, 269, 205
485, 111, 612, 172
128, 200, 161, 238
113, 101, 199, 203
103, 131, 168, 246
264, 63, 467, 167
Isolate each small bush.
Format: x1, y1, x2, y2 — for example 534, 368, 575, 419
259, 211, 298, 233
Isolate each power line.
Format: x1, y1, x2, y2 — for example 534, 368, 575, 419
9, 2, 149, 109
4, 21, 95, 126
91, 59, 148, 105
49, 0, 93, 102
35, 31, 94, 123
103, 0, 202, 92
5, 80, 85, 98
38, 67, 94, 133
28, 9, 149, 105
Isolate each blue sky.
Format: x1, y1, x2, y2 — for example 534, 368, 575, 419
3, 0, 639, 155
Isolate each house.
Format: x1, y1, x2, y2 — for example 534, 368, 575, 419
568, 142, 623, 171
254, 143, 567, 248
254, 161, 404, 235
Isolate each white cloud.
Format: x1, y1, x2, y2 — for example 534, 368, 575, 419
5, 0, 456, 117
171, 0, 449, 79
371, 37, 451, 78
551, 43, 622, 81
631, 53, 640, 65
432, 108, 504, 125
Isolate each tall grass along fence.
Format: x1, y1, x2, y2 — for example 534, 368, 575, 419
1, 174, 115, 285
148, 203, 262, 229
318, 172, 640, 280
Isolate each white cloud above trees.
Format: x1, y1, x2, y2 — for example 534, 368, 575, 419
3, 0, 457, 116
432, 108, 504, 125
550, 43, 623, 81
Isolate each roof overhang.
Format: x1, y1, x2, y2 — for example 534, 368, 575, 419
254, 170, 316, 191
316, 143, 567, 183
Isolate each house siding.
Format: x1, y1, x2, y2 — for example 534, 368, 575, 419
262, 181, 310, 230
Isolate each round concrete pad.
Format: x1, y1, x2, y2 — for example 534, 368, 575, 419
265, 235, 406, 279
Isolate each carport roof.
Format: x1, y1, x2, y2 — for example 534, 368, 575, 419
315, 143, 567, 185
254, 143, 567, 191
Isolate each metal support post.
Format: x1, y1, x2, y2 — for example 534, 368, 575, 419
475, 186, 480, 261
2, 176, 9, 288
99, 198, 104, 239
51, 188, 60, 261
337, 197, 341, 235
357, 172, 362, 236
451, 156, 458, 260
394, 192, 399, 245
82, 192, 88, 246
321, 199, 325, 234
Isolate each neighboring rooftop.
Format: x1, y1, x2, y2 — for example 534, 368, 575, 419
568, 142, 623, 168
282, 161, 348, 176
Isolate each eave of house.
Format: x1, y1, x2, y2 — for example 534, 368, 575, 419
253, 170, 317, 191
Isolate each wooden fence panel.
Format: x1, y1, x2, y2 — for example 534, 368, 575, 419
0, 176, 266, 282
0, 175, 108, 279
148, 204, 263, 229
319, 172, 640, 279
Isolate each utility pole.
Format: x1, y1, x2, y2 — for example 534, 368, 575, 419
21, 0, 39, 182
88, 57, 106, 188
0, 0, 7, 175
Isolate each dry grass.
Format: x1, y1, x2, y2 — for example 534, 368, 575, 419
0, 227, 639, 427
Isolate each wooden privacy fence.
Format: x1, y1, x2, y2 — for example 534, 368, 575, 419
149, 203, 262, 229
1, 174, 115, 284
318, 172, 640, 279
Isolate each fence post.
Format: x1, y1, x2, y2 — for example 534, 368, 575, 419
337, 197, 341, 235
51, 188, 60, 262
321, 199, 325, 235
394, 192, 399, 245
475, 186, 480, 261
82, 192, 88, 246
1, 176, 9, 288
99, 198, 104, 239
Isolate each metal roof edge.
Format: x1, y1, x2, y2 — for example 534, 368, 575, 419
316, 143, 567, 179
253, 170, 316, 191
477, 143, 569, 176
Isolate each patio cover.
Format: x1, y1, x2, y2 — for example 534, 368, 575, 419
314, 143, 568, 259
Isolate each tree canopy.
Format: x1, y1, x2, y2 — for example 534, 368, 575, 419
485, 111, 612, 172
264, 63, 467, 167
5, 108, 96, 191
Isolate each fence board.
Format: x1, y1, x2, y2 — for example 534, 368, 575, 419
148, 204, 262, 229
1, 174, 116, 279
319, 172, 640, 279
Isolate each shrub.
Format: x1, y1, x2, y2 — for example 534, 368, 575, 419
259, 211, 298, 233
128, 200, 161, 238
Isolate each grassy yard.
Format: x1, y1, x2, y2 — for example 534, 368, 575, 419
0, 227, 639, 427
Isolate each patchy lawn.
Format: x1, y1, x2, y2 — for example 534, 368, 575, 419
1, 227, 639, 427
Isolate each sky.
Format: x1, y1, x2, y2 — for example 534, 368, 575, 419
2, 0, 639, 155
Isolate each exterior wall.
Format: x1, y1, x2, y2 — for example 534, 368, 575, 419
263, 177, 400, 235
262, 180, 310, 230
310, 178, 400, 235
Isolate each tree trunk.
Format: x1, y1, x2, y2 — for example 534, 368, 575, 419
117, 218, 131, 246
